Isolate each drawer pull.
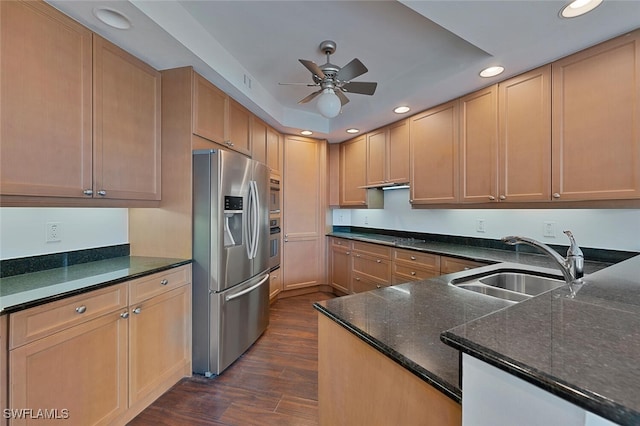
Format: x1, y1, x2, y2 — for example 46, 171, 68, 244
411, 271, 416, 276
376, 285, 381, 289
75, 306, 86, 314
355, 277, 360, 281
160, 279, 169, 286
346, 251, 350, 255
410, 256, 416, 260
97, 190, 107, 196
376, 259, 381, 263
133, 307, 142, 315
120, 311, 129, 319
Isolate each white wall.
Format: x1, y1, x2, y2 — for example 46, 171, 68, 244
0, 208, 128, 260
332, 188, 640, 252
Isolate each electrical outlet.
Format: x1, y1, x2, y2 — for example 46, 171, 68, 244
46, 222, 62, 243
543, 221, 556, 238
476, 219, 486, 233
364, 216, 369, 225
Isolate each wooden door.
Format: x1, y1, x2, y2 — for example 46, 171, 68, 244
93, 36, 161, 200
459, 86, 498, 203
499, 65, 551, 202
386, 119, 410, 184
251, 117, 267, 164
552, 30, 640, 201
192, 72, 227, 144
0, 0, 92, 198
410, 100, 460, 204
266, 126, 283, 176
330, 239, 351, 294
228, 99, 252, 156
282, 136, 327, 290
366, 128, 387, 186
129, 285, 191, 406
339, 135, 367, 206
9, 312, 128, 426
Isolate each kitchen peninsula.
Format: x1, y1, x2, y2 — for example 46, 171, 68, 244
315, 230, 640, 426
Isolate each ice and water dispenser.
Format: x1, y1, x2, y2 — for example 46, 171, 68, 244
223, 195, 243, 247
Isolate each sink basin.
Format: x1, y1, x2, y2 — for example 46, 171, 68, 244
451, 270, 564, 303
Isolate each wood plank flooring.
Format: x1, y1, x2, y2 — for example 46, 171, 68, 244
129, 291, 335, 426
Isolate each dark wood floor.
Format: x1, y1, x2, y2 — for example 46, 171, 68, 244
129, 291, 335, 426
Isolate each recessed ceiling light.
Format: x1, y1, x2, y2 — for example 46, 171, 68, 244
300, 130, 313, 136
560, 0, 603, 18
93, 8, 132, 30
479, 66, 505, 78
393, 106, 411, 114
346, 128, 360, 134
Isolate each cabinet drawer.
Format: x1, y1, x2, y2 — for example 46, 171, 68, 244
352, 253, 391, 283
331, 238, 352, 250
393, 249, 440, 271
129, 265, 191, 305
9, 283, 127, 349
440, 257, 487, 275
392, 263, 440, 282
352, 272, 387, 294
352, 241, 391, 259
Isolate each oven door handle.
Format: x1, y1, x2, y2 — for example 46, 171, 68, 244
225, 274, 269, 302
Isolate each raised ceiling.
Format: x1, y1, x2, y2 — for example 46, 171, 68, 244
48, 0, 640, 143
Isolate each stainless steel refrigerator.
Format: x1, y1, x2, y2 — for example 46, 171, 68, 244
192, 149, 270, 377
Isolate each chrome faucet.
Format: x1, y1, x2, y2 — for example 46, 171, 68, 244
502, 230, 584, 296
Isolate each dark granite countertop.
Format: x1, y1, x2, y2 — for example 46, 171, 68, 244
442, 255, 640, 425
0, 256, 191, 314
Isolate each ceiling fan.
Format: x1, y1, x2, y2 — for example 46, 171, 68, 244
279, 40, 377, 118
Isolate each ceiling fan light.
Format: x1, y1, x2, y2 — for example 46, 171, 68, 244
317, 89, 341, 118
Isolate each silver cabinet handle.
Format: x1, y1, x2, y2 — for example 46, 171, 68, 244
97, 190, 107, 196
553, 193, 561, 199
411, 271, 416, 276
120, 311, 129, 319
376, 284, 382, 288
410, 256, 416, 260
83, 189, 93, 196
346, 251, 350, 255
488, 196, 496, 201
376, 259, 381, 263
133, 307, 142, 315
499, 195, 506, 200
75, 306, 86, 314
160, 279, 168, 286
355, 277, 361, 281
284, 239, 288, 242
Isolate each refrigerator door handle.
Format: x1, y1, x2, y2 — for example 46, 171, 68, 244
224, 274, 269, 302
245, 183, 255, 259
250, 180, 260, 259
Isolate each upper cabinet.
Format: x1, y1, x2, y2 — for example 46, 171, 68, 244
366, 119, 410, 187
251, 117, 267, 165
340, 135, 383, 208
266, 126, 283, 176
410, 100, 460, 205
552, 30, 640, 201
0, 1, 161, 203
192, 74, 251, 156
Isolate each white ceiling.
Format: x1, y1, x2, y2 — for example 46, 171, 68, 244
48, 0, 640, 143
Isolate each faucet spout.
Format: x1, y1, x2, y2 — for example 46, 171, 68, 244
501, 231, 584, 296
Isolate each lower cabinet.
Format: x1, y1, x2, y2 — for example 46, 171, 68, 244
329, 239, 352, 294
392, 248, 441, 284
269, 269, 282, 302
0, 315, 6, 426
440, 256, 487, 275
7, 265, 191, 426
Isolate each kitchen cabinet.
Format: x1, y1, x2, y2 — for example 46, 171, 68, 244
1, 315, 6, 426
251, 118, 267, 165
392, 248, 441, 284
8, 265, 192, 425
192, 73, 252, 156
340, 135, 383, 208
440, 256, 487, 275
282, 136, 327, 291
329, 238, 352, 294
266, 126, 283, 177
351, 241, 391, 292
0, 1, 161, 203
552, 30, 640, 201
366, 119, 410, 187
318, 314, 461, 426
410, 100, 460, 205
269, 268, 283, 302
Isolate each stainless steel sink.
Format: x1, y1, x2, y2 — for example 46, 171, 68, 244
450, 270, 564, 303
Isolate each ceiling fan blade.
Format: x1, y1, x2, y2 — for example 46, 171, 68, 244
336, 58, 368, 82
342, 81, 377, 96
278, 82, 319, 86
335, 90, 350, 106
298, 89, 322, 104
299, 59, 326, 79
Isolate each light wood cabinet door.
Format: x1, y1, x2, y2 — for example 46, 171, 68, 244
282, 136, 327, 290
251, 117, 267, 164
93, 36, 161, 200
129, 284, 191, 406
0, 0, 93, 198
192, 73, 227, 144
459, 86, 498, 203
387, 119, 410, 184
552, 30, 640, 201
340, 135, 367, 206
330, 239, 352, 294
1, 315, 6, 426
440, 256, 487, 274
266, 126, 283, 176
9, 311, 128, 426
410, 100, 460, 204
269, 269, 283, 302
499, 65, 552, 202
228, 99, 252, 156
366, 128, 387, 186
